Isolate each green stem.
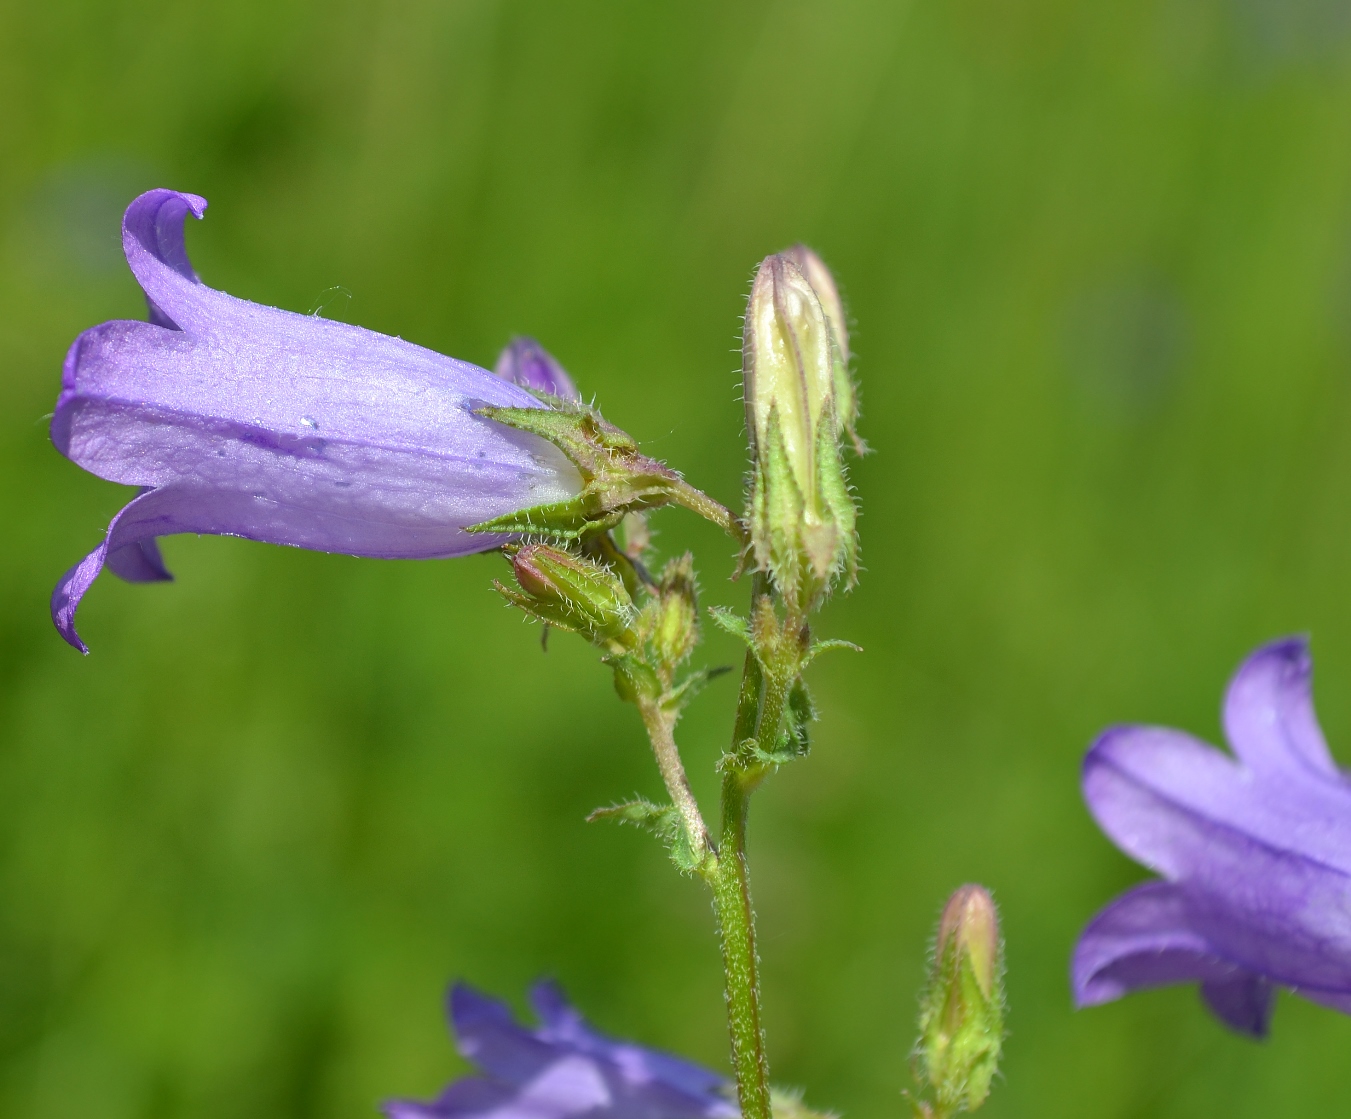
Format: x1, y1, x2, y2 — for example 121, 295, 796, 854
669, 479, 749, 547
636, 698, 711, 861
708, 573, 775, 1119
712, 771, 771, 1119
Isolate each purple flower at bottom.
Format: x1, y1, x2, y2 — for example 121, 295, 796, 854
1073, 637, 1351, 1037
51, 189, 584, 652
385, 982, 737, 1119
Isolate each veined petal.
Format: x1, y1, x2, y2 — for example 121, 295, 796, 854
1072, 882, 1273, 1037
54, 316, 577, 494
1222, 637, 1346, 785
1085, 724, 1351, 877
1084, 730, 1351, 991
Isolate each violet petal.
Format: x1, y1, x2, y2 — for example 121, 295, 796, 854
1084, 723, 1351, 991
1073, 882, 1253, 1003
51, 190, 585, 650
1200, 974, 1275, 1038
386, 982, 735, 1119
1221, 636, 1343, 783
494, 338, 581, 401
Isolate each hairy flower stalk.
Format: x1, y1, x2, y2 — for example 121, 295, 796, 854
50, 190, 585, 652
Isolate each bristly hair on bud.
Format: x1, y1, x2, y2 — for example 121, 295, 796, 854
497, 543, 639, 652
742, 253, 859, 615
781, 245, 864, 456
912, 885, 1005, 1119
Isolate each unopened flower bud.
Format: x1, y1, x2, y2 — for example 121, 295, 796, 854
782, 244, 860, 452
649, 554, 699, 676
493, 336, 580, 401
743, 254, 858, 610
914, 885, 1004, 1116
499, 544, 637, 649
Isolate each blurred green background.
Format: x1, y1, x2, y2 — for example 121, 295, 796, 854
4, 0, 1351, 1116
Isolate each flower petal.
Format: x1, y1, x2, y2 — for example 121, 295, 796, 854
51, 318, 580, 548
1200, 974, 1275, 1038
529, 981, 732, 1107
1084, 730, 1351, 991
54, 313, 577, 498
1298, 986, 1351, 1015
385, 1077, 518, 1119
1073, 881, 1251, 1005
121, 189, 210, 330
494, 338, 580, 402
1222, 637, 1345, 784
450, 984, 558, 1086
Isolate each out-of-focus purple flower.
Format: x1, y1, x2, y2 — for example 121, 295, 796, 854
385, 981, 738, 1119
1073, 637, 1351, 1038
51, 189, 584, 652
495, 337, 580, 401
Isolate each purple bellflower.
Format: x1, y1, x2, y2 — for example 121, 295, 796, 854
495, 337, 581, 402
51, 190, 584, 652
385, 981, 738, 1119
1073, 637, 1351, 1037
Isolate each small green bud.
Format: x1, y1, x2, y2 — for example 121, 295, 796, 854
782, 244, 862, 453
914, 885, 1004, 1117
498, 544, 638, 650
648, 554, 699, 678
743, 254, 858, 612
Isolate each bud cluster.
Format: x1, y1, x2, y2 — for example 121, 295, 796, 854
742, 248, 859, 614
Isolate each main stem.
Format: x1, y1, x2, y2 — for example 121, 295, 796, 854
713, 764, 771, 1119
709, 576, 775, 1119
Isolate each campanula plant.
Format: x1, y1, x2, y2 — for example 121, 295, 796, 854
51, 194, 1007, 1118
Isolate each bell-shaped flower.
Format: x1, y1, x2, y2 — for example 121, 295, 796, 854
384, 981, 738, 1119
1073, 637, 1351, 1037
51, 189, 584, 652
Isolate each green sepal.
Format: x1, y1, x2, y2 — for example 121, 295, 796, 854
708, 606, 752, 646
587, 798, 702, 873
662, 665, 732, 712
814, 408, 858, 591
802, 637, 864, 666
470, 405, 684, 539
604, 653, 662, 705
